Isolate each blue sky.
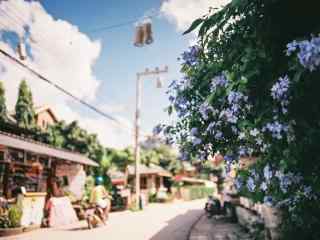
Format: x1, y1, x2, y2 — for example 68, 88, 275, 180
42, 0, 190, 141
0, 0, 220, 148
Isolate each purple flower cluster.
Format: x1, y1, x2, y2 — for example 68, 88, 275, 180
182, 45, 200, 67
211, 73, 229, 91
271, 75, 290, 114
286, 36, 320, 71
219, 108, 238, 123
263, 121, 289, 140
218, 91, 248, 124
152, 124, 164, 135
263, 196, 274, 206
192, 137, 202, 146
190, 127, 198, 136
179, 151, 189, 161
199, 101, 214, 120
275, 171, 303, 194
174, 95, 189, 118
260, 181, 268, 191
247, 177, 256, 192
263, 164, 273, 182
235, 177, 244, 191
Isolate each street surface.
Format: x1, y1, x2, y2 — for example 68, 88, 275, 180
5, 199, 205, 240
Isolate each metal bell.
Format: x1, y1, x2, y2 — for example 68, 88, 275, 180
134, 25, 144, 47
17, 40, 27, 61
143, 22, 153, 45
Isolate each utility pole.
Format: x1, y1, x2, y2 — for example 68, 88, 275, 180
134, 66, 168, 209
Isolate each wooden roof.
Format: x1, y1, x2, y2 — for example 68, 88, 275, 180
0, 131, 98, 167
127, 164, 172, 177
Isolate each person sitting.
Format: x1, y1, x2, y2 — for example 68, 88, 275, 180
90, 176, 111, 220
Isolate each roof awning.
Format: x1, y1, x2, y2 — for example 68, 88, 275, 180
0, 131, 98, 167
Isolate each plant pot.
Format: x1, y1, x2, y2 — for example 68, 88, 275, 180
0, 227, 23, 237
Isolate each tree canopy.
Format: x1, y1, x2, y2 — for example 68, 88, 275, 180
15, 80, 36, 129
0, 81, 7, 122
161, 0, 320, 239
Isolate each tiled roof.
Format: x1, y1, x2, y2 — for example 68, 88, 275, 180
127, 164, 172, 177
0, 131, 98, 167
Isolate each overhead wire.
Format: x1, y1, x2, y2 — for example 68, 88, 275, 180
0, 5, 155, 138
0, 47, 147, 137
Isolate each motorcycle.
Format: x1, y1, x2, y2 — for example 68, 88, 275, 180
204, 196, 222, 218
85, 199, 109, 229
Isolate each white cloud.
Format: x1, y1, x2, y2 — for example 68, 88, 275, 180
0, 0, 131, 149
161, 0, 230, 32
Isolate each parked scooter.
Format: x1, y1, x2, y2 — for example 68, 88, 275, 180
204, 196, 222, 218
85, 202, 109, 229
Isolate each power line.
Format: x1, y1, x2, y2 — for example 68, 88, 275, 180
0, 47, 136, 135
85, 13, 159, 34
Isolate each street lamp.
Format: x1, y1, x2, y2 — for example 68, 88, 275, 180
134, 66, 168, 209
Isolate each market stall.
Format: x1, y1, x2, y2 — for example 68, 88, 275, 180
0, 131, 98, 232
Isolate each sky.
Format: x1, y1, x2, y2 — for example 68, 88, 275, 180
0, 0, 228, 149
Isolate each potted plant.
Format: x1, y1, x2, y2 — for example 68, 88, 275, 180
0, 205, 23, 237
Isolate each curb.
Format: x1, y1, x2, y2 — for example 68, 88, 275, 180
187, 211, 206, 240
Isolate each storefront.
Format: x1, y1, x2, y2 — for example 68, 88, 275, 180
0, 131, 98, 229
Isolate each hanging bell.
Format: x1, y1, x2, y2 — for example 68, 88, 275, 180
143, 22, 153, 45
134, 24, 144, 47
17, 40, 27, 61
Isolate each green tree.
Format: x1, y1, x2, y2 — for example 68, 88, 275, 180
0, 81, 7, 121
15, 80, 36, 129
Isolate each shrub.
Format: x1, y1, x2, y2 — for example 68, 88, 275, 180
185, 186, 215, 200
8, 205, 22, 228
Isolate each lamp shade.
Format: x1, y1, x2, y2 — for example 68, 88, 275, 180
17, 40, 27, 60
134, 25, 144, 47
143, 22, 153, 45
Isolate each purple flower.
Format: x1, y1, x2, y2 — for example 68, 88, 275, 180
211, 73, 229, 91
263, 196, 274, 206
214, 131, 223, 140
153, 124, 164, 135
247, 177, 256, 192
206, 122, 215, 134
220, 109, 238, 123
227, 91, 244, 104
199, 101, 213, 120
190, 127, 198, 136
179, 151, 189, 161
287, 37, 320, 71
264, 121, 288, 140
303, 186, 312, 199
238, 132, 245, 140
182, 45, 200, 66
286, 40, 298, 56
231, 126, 239, 134
192, 137, 202, 146
238, 147, 246, 156
260, 182, 268, 191
263, 165, 273, 182
250, 128, 260, 137
235, 177, 243, 190
271, 75, 290, 101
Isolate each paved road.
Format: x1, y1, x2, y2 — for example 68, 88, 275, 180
6, 199, 205, 240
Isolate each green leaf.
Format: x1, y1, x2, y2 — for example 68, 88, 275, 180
183, 18, 203, 35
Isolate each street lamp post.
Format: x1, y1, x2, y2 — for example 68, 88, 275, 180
134, 66, 168, 209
